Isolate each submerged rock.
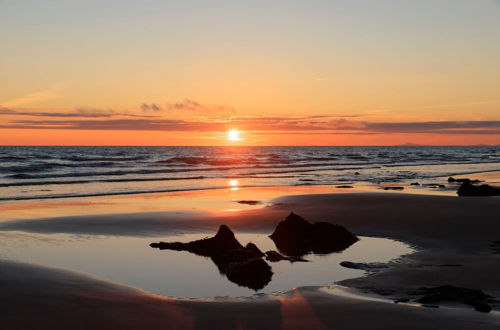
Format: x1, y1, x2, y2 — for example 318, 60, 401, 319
150, 225, 272, 290
457, 182, 500, 197
269, 213, 358, 257
412, 285, 493, 313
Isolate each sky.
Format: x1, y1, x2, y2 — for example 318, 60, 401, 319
1, 0, 499, 145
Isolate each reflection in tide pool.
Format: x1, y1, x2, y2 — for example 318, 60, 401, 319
0, 231, 413, 298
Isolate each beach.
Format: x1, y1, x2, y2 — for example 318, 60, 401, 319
2, 183, 500, 329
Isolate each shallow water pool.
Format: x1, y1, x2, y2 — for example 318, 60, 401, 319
0, 231, 413, 298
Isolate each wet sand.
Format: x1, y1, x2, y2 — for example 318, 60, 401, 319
1, 188, 500, 329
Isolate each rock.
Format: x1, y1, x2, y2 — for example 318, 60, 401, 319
237, 200, 261, 205
475, 302, 492, 313
457, 182, 500, 197
383, 186, 404, 190
265, 250, 289, 262
336, 185, 353, 189
413, 285, 493, 313
410, 182, 420, 186
269, 213, 358, 257
448, 177, 481, 184
265, 250, 308, 263
354, 172, 360, 175
211, 242, 265, 272
340, 261, 388, 270
149, 225, 243, 256
225, 259, 273, 291
150, 225, 272, 290
394, 298, 410, 304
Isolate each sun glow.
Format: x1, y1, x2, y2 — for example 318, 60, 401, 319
227, 129, 241, 141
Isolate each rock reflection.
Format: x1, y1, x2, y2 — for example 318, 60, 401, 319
150, 225, 273, 290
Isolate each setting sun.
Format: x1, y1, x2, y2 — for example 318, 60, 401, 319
227, 129, 242, 141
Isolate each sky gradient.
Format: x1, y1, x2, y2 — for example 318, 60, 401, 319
1, 0, 499, 145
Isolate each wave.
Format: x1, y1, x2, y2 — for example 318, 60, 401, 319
0, 175, 205, 187
61, 155, 147, 162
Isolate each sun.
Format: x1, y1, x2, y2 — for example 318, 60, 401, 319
227, 129, 242, 141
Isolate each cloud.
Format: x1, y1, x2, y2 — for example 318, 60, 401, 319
1, 116, 499, 135
140, 103, 162, 112
166, 99, 236, 114
0, 107, 160, 118
1, 85, 62, 107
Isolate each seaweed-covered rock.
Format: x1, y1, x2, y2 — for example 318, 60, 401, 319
457, 182, 500, 197
269, 213, 358, 257
412, 285, 493, 313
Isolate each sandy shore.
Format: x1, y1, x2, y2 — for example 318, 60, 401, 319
1, 189, 500, 329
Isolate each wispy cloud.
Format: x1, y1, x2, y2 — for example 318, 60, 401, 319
0, 107, 160, 118
140, 103, 162, 112
1, 85, 62, 107
166, 99, 236, 114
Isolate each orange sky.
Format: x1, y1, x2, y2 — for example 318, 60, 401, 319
1, 1, 499, 145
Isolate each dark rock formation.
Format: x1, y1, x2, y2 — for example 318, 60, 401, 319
410, 182, 420, 186
457, 182, 500, 197
383, 186, 404, 191
237, 200, 261, 205
150, 225, 272, 290
340, 261, 388, 270
336, 185, 353, 189
269, 213, 358, 257
448, 177, 481, 184
150, 225, 243, 256
412, 285, 493, 313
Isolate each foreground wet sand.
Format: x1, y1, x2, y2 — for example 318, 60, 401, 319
1, 188, 500, 329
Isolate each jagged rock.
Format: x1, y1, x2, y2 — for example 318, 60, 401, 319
149, 225, 242, 256
150, 225, 272, 290
269, 213, 358, 257
412, 285, 493, 313
457, 182, 500, 197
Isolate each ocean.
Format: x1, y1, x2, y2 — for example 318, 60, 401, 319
0, 146, 499, 201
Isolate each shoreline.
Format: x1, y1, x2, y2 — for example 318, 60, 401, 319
0, 166, 500, 204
